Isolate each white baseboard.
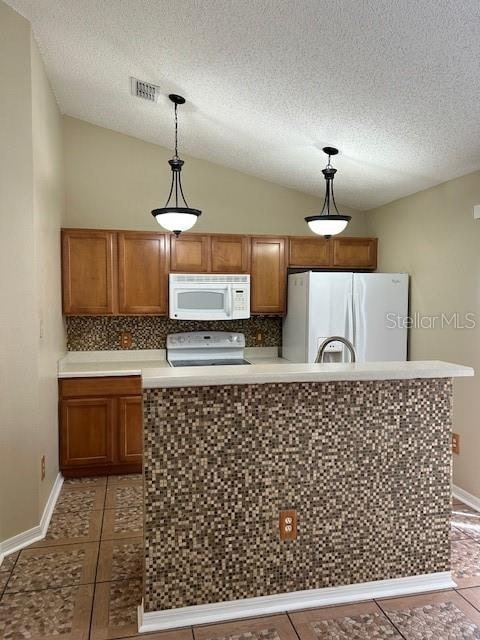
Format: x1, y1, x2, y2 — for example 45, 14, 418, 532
0, 473, 63, 566
453, 484, 480, 512
138, 571, 454, 632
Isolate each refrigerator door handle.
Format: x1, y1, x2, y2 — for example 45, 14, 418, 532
353, 278, 367, 362
353, 290, 361, 360
350, 291, 356, 347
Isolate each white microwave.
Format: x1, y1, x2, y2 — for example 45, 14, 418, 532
169, 274, 250, 320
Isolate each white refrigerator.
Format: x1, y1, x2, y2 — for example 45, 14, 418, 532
282, 271, 409, 363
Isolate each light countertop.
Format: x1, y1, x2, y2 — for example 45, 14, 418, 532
141, 360, 473, 388
58, 347, 283, 378
58, 358, 170, 378
58, 351, 473, 388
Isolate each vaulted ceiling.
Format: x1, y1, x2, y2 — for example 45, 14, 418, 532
8, 0, 480, 210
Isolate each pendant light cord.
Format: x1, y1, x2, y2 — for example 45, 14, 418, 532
174, 102, 190, 206
174, 103, 178, 158
163, 98, 190, 208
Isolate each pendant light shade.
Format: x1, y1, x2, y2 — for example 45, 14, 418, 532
305, 147, 350, 239
305, 216, 349, 236
151, 94, 201, 236
152, 208, 200, 233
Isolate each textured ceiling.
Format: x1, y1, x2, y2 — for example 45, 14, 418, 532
7, 0, 480, 210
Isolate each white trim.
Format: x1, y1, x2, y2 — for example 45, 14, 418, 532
0, 473, 63, 565
453, 484, 480, 512
138, 571, 454, 632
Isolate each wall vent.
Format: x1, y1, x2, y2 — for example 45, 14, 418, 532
130, 77, 161, 102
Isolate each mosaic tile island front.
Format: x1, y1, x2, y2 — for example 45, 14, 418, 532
142, 374, 457, 619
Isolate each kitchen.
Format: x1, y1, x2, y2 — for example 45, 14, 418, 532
56, 218, 472, 631
2, 2, 480, 639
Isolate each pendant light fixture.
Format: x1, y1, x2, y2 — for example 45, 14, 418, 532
151, 94, 201, 236
305, 147, 351, 238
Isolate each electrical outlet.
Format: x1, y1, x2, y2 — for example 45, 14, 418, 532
41, 455, 46, 481
279, 509, 297, 541
119, 331, 133, 349
256, 332, 263, 345
452, 433, 460, 455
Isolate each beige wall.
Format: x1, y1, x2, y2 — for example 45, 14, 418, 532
63, 116, 367, 236
366, 170, 480, 496
0, 0, 38, 544
0, 1, 65, 544
31, 36, 66, 512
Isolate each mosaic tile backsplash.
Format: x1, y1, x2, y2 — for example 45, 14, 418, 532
143, 378, 452, 612
65, 316, 282, 350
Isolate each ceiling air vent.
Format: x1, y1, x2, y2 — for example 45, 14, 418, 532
130, 77, 161, 102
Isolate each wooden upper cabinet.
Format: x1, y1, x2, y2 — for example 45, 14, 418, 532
288, 237, 331, 267
170, 234, 210, 272
61, 229, 378, 318
250, 237, 287, 314
332, 237, 378, 269
118, 232, 168, 314
210, 235, 250, 273
62, 229, 117, 314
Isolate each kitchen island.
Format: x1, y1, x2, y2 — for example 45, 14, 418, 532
139, 360, 473, 631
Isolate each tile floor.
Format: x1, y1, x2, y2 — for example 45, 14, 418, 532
1, 482, 480, 639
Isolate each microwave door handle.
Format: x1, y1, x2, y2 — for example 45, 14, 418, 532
226, 285, 232, 317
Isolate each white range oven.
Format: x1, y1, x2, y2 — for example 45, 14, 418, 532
169, 273, 250, 320
167, 331, 251, 366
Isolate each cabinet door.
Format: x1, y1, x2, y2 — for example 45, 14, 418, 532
210, 235, 250, 273
170, 234, 210, 272
62, 229, 117, 314
118, 396, 143, 464
60, 397, 115, 468
118, 232, 168, 314
250, 237, 287, 314
332, 237, 378, 269
288, 237, 331, 267
59, 376, 141, 399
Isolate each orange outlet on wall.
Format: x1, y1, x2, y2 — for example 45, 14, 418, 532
279, 509, 297, 541
119, 331, 133, 349
452, 433, 460, 455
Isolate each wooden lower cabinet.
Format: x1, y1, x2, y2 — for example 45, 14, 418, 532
60, 397, 115, 468
59, 376, 142, 477
118, 396, 143, 464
